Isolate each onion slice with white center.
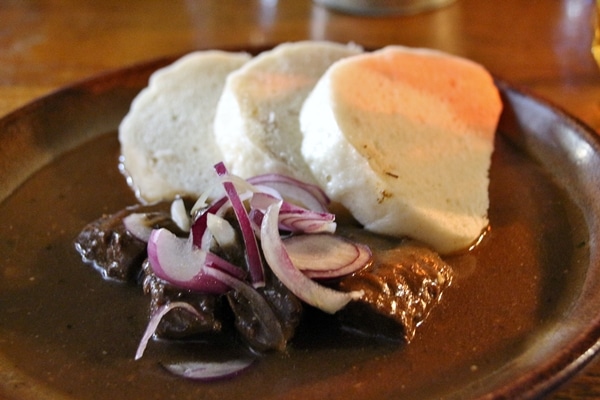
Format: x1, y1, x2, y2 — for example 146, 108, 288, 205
283, 233, 372, 279
251, 192, 336, 234
206, 213, 237, 248
190, 196, 229, 249
170, 197, 190, 232
162, 359, 255, 381
147, 228, 244, 293
260, 201, 363, 314
123, 213, 154, 242
277, 204, 336, 234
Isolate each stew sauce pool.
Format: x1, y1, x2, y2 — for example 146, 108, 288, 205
0, 131, 588, 399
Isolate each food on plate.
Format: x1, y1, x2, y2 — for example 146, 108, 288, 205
213, 41, 362, 183
300, 45, 502, 254
337, 240, 452, 342
74, 42, 503, 381
119, 51, 251, 203
75, 167, 453, 372
74, 202, 179, 281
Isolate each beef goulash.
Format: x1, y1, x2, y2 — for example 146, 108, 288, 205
75, 41, 501, 380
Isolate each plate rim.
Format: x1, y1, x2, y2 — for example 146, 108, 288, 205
1, 45, 600, 399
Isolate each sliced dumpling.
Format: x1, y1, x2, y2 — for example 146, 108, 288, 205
213, 41, 362, 183
119, 50, 250, 203
300, 46, 502, 254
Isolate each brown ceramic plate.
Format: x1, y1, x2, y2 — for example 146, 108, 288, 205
0, 48, 599, 399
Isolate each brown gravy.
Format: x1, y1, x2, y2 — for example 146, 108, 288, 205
0, 131, 588, 399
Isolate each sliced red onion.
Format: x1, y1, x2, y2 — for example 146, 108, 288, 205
218, 173, 256, 195
249, 191, 281, 211
260, 201, 363, 314
251, 192, 336, 234
135, 301, 203, 360
283, 234, 371, 279
162, 359, 254, 381
248, 173, 330, 212
250, 184, 283, 200
204, 253, 246, 280
190, 196, 229, 249
190, 180, 226, 216
214, 162, 265, 288
147, 228, 244, 293
247, 208, 264, 237
198, 191, 253, 251
170, 197, 190, 232
123, 213, 154, 242
206, 213, 237, 249
278, 205, 336, 234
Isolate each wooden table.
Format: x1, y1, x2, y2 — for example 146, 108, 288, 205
1, 0, 599, 398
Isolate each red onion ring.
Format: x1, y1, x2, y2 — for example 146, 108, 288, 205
147, 228, 244, 293
283, 233, 372, 279
260, 200, 363, 314
162, 359, 255, 381
248, 173, 330, 212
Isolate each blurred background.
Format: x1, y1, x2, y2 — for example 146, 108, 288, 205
1, 0, 598, 132
1, 0, 599, 398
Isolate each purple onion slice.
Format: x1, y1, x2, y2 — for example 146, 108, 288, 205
247, 173, 330, 212
147, 228, 243, 293
260, 200, 363, 314
162, 359, 255, 381
283, 233, 372, 279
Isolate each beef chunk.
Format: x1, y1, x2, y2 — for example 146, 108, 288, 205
227, 271, 303, 352
337, 240, 453, 342
74, 202, 179, 282
142, 259, 223, 338
142, 258, 302, 349
258, 275, 304, 341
